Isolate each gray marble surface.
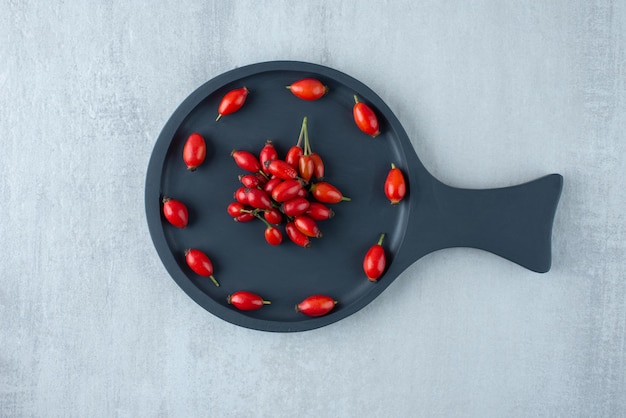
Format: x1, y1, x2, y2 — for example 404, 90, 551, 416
2, 1, 625, 417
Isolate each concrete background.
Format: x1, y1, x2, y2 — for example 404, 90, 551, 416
1, 1, 625, 416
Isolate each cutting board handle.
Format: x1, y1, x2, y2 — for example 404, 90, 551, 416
424, 174, 563, 272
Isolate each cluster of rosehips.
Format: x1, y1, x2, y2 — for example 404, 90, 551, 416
226, 117, 350, 248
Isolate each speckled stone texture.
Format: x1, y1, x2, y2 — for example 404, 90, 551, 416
1, 1, 625, 417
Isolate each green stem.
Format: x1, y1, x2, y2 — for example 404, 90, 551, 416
241, 208, 261, 215
254, 213, 273, 228
296, 116, 307, 147
341, 196, 351, 202
303, 117, 311, 155
353, 94, 360, 104
377, 233, 386, 246
391, 163, 396, 169
209, 275, 220, 287
262, 300, 271, 305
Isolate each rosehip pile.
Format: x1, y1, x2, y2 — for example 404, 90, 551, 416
227, 117, 349, 247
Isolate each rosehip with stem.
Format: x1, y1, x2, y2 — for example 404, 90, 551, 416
353, 95, 380, 137
182, 132, 206, 171
286, 78, 328, 101
255, 213, 283, 246
384, 163, 406, 204
363, 233, 387, 282
297, 116, 315, 182
216, 87, 248, 121
162, 197, 188, 228
227, 291, 271, 311
310, 182, 351, 204
296, 295, 337, 317
264, 225, 283, 246
185, 249, 219, 287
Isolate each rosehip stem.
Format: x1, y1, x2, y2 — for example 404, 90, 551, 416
296, 116, 308, 148
353, 94, 360, 104
209, 275, 220, 287
262, 300, 272, 305
240, 208, 255, 214
377, 233, 386, 246
254, 213, 275, 228
303, 116, 312, 155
